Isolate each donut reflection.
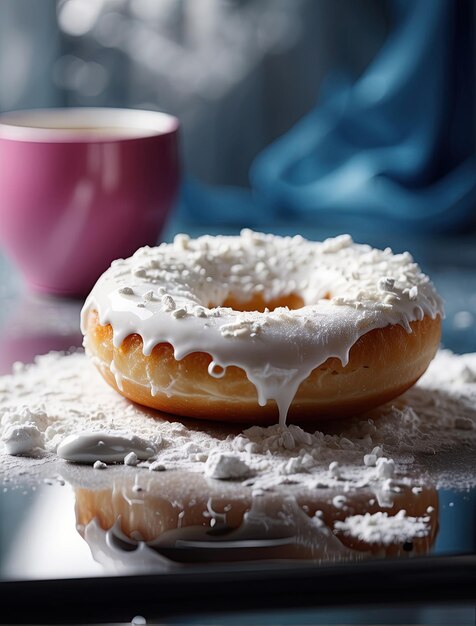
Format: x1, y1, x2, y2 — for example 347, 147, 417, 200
74, 472, 438, 573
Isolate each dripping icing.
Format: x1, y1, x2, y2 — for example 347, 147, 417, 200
81, 231, 444, 425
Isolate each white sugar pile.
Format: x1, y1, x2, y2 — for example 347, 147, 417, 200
334, 510, 431, 544
0, 350, 475, 491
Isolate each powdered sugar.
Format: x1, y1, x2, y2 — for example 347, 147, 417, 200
0, 349, 475, 493
93, 460, 107, 470
205, 452, 251, 480
2, 422, 45, 456
334, 510, 431, 544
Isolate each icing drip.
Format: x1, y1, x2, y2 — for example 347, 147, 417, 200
57, 431, 158, 464
81, 231, 444, 424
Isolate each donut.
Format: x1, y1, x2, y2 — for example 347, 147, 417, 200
81, 230, 443, 424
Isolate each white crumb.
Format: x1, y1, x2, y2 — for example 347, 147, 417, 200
0, 349, 474, 492
334, 510, 431, 544
205, 452, 251, 480
2, 422, 45, 456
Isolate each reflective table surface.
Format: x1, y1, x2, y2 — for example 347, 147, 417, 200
0, 223, 475, 625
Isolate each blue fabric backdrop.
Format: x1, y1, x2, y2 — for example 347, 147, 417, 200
181, 0, 476, 233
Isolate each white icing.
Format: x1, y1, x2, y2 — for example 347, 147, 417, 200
83, 519, 171, 573
207, 361, 226, 379
81, 231, 443, 425
57, 431, 158, 464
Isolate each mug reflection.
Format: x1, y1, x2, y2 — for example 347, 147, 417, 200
0, 293, 82, 374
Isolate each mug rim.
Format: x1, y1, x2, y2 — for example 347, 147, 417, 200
0, 107, 179, 143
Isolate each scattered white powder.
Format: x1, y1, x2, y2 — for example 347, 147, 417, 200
205, 453, 251, 480
124, 451, 139, 466
364, 446, 383, 467
364, 453, 377, 467
329, 461, 341, 479
0, 349, 475, 493
375, 457, 395, 479
148, 461, 166, 472
2, 423, 45, 456
381, 478, 397, 493
332, 495, 347, 509
334, 510, 431, 545
3, 403, 46, 424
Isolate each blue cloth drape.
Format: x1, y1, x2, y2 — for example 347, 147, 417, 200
181, 0, 476, 233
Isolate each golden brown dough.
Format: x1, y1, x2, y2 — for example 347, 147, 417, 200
84, 309, 441, 424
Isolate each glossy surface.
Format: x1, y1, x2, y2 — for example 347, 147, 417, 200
0, 225, 475, 623
0, 472, 474, 625
0, 475, 471, 580
0, 108, 179, 296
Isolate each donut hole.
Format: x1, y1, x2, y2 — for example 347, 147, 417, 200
221, 293, 305, 313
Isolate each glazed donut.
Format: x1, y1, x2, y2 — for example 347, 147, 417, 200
81, 230, 443, 424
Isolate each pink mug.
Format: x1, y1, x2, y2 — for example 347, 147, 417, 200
0, 107, 180, 296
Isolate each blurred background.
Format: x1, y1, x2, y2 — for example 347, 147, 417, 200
1, 0, 474, 221
0, 0, 390, 187
0, 4, 475, 624
0, 0, 475, 355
